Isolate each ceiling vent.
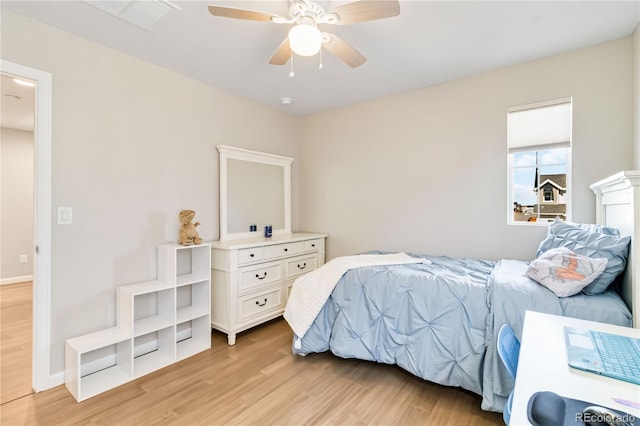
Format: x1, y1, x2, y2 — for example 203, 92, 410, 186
85, 0, 181, 32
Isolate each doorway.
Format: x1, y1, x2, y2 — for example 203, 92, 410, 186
0, 60, 53, 394
1, 73, 35, 403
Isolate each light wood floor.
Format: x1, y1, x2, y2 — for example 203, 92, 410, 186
1, 281, 33, 404
1, 316, 502, 425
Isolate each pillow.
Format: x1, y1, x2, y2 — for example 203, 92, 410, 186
562, 221, 620, 237
536, 222, 630, 294
527, 247, 608, 297
537, 222, 621, 258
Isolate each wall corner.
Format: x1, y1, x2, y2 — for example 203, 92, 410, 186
633, 23, 640, 169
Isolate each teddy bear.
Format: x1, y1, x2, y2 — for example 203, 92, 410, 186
178, 210, 202, 246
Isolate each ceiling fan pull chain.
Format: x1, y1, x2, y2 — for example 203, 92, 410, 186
319, 47, 323, 70
289, 52, 295, 78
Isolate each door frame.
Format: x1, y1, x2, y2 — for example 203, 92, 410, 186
1, 60, 53, 391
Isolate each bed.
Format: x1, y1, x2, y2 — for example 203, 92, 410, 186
283, 171, 639, 413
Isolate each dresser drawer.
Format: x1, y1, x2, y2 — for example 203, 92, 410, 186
285, 254, 318, 279
238, 247, 264, 265
304, 239, 322, 252
238, 287, 283, 322
239, 261, 282, 292
264, 242, 304, 259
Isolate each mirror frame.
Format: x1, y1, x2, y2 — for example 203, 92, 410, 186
218, 145, 293, 241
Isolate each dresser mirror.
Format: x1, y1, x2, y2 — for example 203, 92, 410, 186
218, 145, 293, 241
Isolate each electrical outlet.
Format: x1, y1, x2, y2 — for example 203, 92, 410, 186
20, 254, 28, 264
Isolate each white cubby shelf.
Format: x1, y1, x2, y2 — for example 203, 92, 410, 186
65, 243, 211, 402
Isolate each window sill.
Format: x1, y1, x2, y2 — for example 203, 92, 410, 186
508, 220, 555, 227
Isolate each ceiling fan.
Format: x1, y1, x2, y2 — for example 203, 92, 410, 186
207, 0, 400, 68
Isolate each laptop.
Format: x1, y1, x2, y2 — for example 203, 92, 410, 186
564, 326, 640, 385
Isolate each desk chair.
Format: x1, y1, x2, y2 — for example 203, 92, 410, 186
498, 324, 521, 425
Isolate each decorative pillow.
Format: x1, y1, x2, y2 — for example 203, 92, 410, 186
536, 222, 630, 295
527, 247, 608, 297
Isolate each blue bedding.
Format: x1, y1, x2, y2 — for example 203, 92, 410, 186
290, 255, 632, 412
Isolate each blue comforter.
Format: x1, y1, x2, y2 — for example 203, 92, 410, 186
290, 255, 632, 412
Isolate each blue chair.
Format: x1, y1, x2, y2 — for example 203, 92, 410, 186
497, 324, 521, 425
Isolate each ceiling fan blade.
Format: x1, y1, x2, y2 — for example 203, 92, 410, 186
269, 38, 292, 65
323, 33, 366, 68
207, 5, 278, 22
328, 0, 400, 25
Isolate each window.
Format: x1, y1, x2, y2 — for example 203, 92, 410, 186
508, 98, 571, 224
543, 189, 553, 202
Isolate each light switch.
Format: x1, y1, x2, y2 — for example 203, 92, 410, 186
58, 207, 73, 225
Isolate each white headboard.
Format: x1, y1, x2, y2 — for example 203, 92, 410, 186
590, 171, 640, 328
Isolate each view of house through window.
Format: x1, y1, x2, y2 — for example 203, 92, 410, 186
512, 148, 568, 222
508, 98, 571, 224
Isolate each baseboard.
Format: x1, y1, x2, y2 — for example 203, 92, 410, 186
0, 275, 34, 285
34, 371, 64, 393
50, 371, 65, 389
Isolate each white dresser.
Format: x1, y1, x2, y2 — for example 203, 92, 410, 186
210, 232, 326, 344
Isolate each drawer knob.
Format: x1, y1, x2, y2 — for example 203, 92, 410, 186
297, 263, 307, 270
311, 244, 315, 247
284, 248, 288, 252
250, 253, 255, 258
255, 298, 268, 307
255, 272, 268, 280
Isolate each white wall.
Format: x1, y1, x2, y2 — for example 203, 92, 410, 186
299, 38, 634, 261
1, 127, 34, 282
633, 24, 640, 169
1, 10, 301, 375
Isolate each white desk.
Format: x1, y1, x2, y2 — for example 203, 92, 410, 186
511, 311, 640, 425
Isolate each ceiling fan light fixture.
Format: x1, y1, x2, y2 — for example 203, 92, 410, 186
288, 24, 322, 56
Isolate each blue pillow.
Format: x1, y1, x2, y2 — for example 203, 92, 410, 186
536, 222, 630, 295
557, 221, 620, 237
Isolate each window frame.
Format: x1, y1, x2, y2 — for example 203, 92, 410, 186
507, 97, 572, 226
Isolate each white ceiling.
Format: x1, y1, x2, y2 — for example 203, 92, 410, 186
1, 75, 35, 131
1, 0, 639, 119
